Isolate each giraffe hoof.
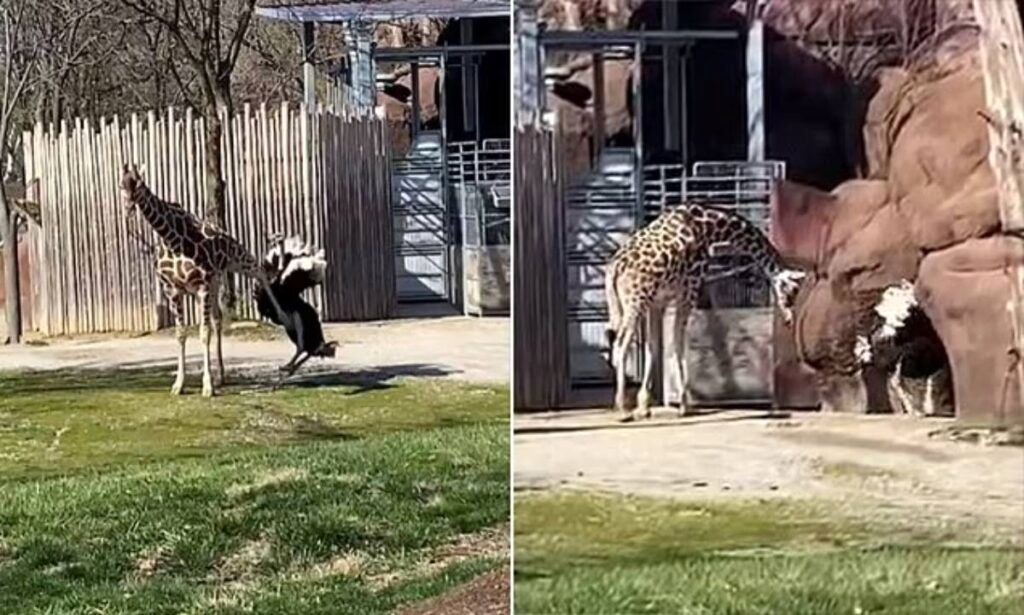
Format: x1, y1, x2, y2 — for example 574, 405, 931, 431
170, 382, 184, 396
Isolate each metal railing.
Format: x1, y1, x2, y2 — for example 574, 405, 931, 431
643, 160, 786, 308
450, 139, 511, 247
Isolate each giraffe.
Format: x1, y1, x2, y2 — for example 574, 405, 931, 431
604, 203, 805, 422
119, 164, 287, 397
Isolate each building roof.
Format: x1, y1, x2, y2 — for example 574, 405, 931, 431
256, 0, 509, 22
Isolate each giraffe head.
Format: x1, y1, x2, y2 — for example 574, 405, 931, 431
120, 164, 146, 214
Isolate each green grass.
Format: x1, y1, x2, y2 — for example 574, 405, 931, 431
515, 491, 1024, 614
0, 368, 510, 613
0, 368, 506, 477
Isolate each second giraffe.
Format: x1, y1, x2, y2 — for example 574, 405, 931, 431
605, 203, 805, 422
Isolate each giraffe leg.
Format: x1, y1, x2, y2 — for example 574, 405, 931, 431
635, 305, 663, 421
211, 282, 226, 387
168, 288, 187, 396
671, 300, 694, 417
613, 307, 640, 419
198, 287, 215, 398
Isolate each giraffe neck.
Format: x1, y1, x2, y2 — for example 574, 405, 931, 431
131, 184, 196, 251
688, 204, 781, 275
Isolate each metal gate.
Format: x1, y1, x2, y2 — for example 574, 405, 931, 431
563, 158, 785, 401
452, 138, 511, 315
647, 160, 785, 405
393, 132, 450, 302
565, 147, 640, 386
378, 40, 510, 305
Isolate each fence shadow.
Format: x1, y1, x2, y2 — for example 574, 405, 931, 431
2, 361, 459, 397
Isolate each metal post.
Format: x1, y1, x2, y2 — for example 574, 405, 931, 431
460, 19, 476, 135
516, 1, 541, 126
345, 21, 376, 114
632, 39, 644, 227
593, 52, 606, 163
302, 22, 316, 108
410, 60, 420, 139
746, 0, 767, 162
473, 57, 481, 143
662, 0, 680, 154
680, 45, 689, 168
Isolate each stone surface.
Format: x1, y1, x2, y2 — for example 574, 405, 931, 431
770, 180, 835, 270
916, 237, 1024, 424
772, 26, 1010, 419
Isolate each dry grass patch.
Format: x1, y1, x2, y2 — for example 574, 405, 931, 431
371, 524, 509, 590
225, 467, 309, 499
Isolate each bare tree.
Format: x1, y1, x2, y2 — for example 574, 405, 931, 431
119, 0, 258, 227
32, 0, 118, 126
0, 0, 39, 343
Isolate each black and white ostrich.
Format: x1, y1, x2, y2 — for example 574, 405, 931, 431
856, 281, 953, 417
255, 235, 337, 380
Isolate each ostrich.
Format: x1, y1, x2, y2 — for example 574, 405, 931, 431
255, 235, 337, 381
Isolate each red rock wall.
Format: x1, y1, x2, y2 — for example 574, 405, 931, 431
774, 26, 1022, 423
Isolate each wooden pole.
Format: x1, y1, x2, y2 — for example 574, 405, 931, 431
973, 0, 1024, 416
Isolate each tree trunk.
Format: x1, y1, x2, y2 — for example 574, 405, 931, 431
203, 101, 226, 228
0, 207, 21, 344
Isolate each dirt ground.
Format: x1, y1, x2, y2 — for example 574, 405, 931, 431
0, 312, 509, 384
398, 569, 509, 615
515, 408, 1024, 543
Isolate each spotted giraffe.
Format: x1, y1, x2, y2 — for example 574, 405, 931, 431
605, 203, 805, 421
119, 165, 286, 397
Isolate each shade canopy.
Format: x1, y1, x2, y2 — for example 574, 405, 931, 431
256, 0, 509, 22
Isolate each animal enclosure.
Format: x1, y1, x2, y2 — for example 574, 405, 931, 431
22, 104, 395, 336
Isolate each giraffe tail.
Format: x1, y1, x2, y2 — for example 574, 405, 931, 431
604, 259, 623, 353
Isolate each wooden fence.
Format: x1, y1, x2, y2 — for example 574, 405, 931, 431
513, 122, 569, 410
22, 103, 395, 336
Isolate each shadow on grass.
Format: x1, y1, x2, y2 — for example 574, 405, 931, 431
277, 364, 457, 395
1, 362, 459, 397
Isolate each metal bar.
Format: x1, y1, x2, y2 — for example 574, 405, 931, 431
410, 60, 420, 139
592, 52, 605, 163
438, 48, 453, 303
473, 58, 481, 142
256, 3, 510, 22
373, 44, 510, 60
540, 29, 739, 49
632, 39, 644, 228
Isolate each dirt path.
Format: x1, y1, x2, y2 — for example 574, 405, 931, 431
398, 569, 509, 615
515, 409, 1024, 543
0, 315, 509, 384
